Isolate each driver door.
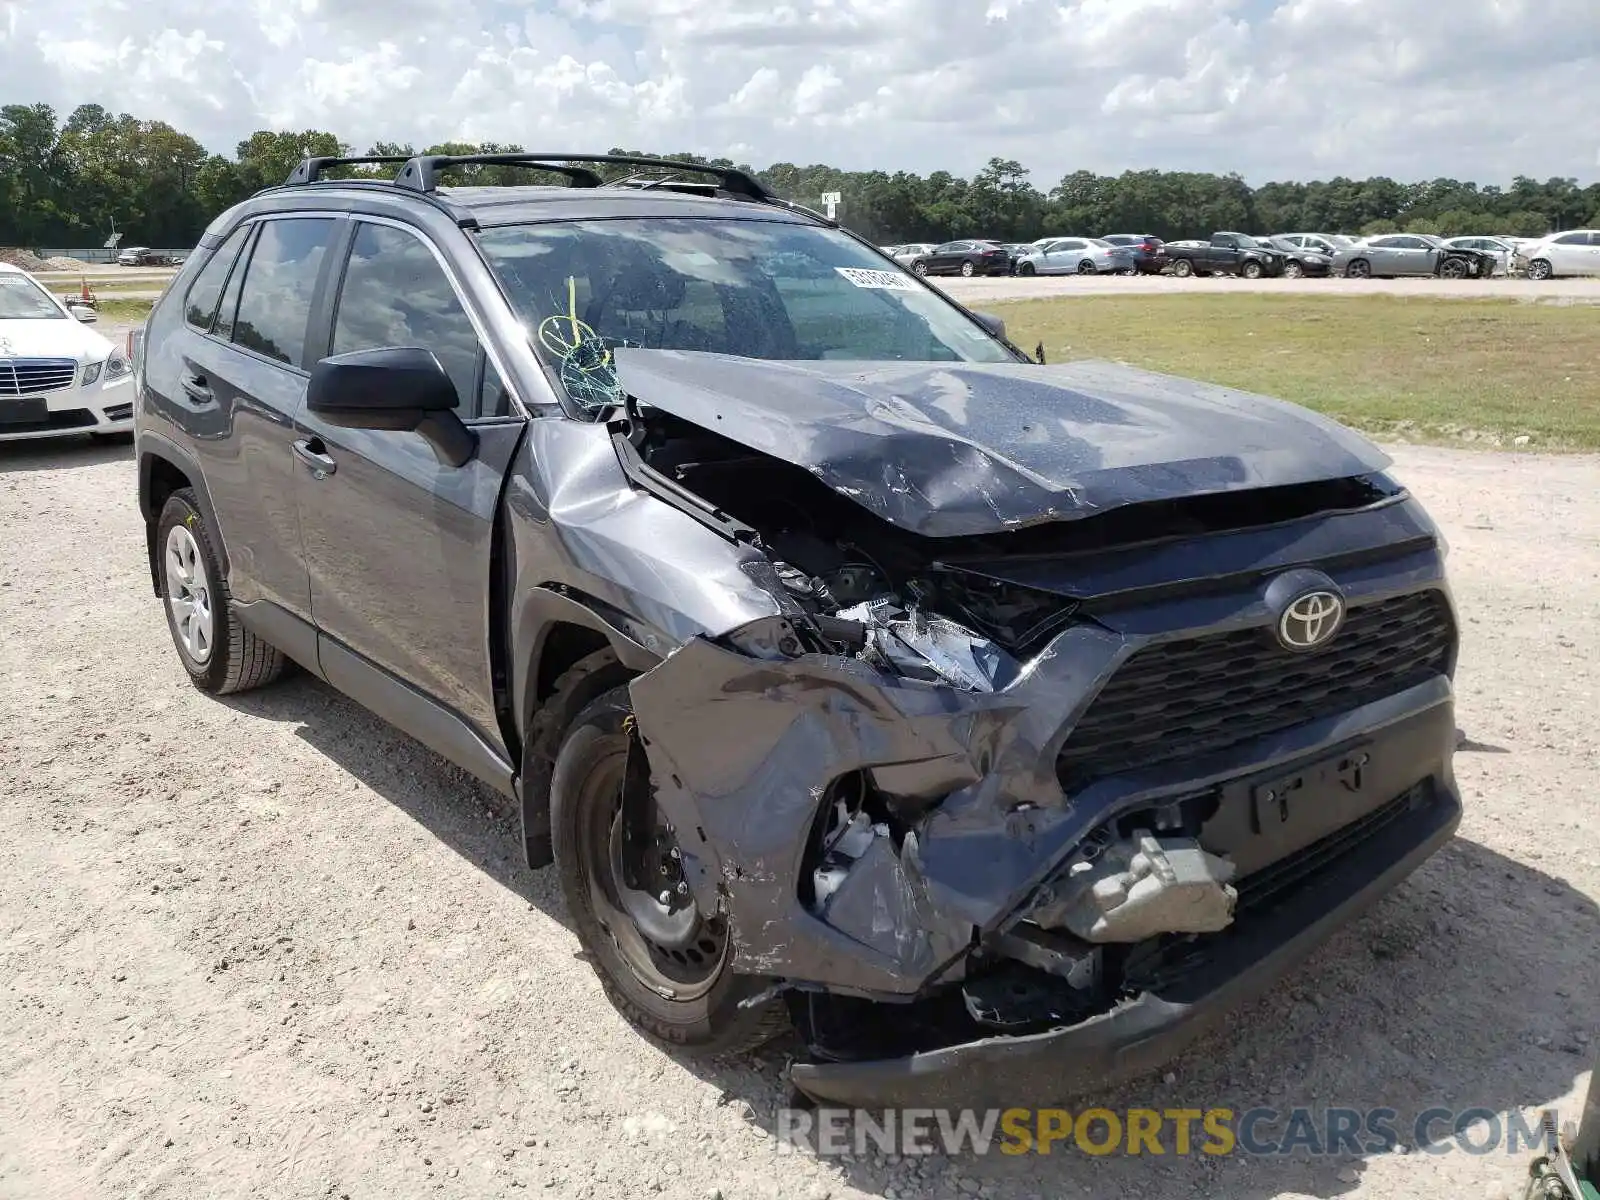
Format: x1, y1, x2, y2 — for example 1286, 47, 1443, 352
291, 217, 526, 782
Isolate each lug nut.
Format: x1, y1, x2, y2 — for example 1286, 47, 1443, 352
658, 890, 671, 905
669, 848, 681, 860
676, 882, 689, 896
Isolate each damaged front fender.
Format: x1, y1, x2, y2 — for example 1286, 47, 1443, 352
627, 616, 1132, 998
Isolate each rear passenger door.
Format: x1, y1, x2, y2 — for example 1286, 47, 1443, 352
169, 215, 336, 634
291, 217, 526, 771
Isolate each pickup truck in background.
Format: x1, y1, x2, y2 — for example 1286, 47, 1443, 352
1166, 233, 1287, 279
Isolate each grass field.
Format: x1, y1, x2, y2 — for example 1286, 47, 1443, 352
89, 293, 1600, 450
994, 294, 1600, 450
90, 298, 159, 324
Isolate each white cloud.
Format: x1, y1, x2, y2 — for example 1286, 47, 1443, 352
5, 0, 1597, 184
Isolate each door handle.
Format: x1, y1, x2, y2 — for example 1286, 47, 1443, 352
180, 371, 212, 402
293, 437, 337, 478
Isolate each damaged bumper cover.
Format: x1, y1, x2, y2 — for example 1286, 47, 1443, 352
627, 537, 1460, 1103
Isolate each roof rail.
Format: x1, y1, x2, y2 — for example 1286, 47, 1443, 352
392, 153, 772, 201
284, 155, 414, 185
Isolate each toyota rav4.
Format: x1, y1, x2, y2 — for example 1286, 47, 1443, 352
133, 153, 1461, 1106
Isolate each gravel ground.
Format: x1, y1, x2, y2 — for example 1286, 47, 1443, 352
1, 427, 1596, 1200
939, 274, 1600, 302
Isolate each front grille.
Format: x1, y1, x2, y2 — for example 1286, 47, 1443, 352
1057, 590, 1454, 791
0, 358, 78, 397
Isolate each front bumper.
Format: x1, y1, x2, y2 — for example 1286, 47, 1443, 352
791, 772, 1459, 1107
0, 376, 134, 441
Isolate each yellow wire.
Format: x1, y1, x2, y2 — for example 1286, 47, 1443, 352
567, 275, 580, 346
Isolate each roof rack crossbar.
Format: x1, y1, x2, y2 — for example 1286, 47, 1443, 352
284, 155, 415, 186
393, 156, 606, 191
392, 153, 771, 201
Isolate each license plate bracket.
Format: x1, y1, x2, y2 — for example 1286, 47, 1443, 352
1248, 742, 1374, 835
0, 398, 48, 426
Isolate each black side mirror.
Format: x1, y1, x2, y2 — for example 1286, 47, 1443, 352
972, 311, 1007, 341
307, 346, 476, 467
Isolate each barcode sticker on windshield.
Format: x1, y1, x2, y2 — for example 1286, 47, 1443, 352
835, 267, 920, 291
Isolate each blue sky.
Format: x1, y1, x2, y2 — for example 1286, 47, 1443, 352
5, 0, 1598, 186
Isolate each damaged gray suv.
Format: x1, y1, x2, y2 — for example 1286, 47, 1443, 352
134, 153, 1461, 1106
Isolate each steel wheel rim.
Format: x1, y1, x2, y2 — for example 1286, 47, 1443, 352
580, 741, 727, 1001
164, 524, 214, 665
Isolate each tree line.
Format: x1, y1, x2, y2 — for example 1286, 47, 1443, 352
4, 101, 1599, 250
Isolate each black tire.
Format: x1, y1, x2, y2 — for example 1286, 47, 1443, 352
1346, 258, 1372, 279
1077, 259, 1096, 275
960, 260, 976, 277
156, 489, 286, 695
1439, 257, 1469, 280
551, 686, 789, 1057
1528, 259, 1553, 281
1018, 261, 1036, 277
522, 647, 634, 866
912, 260, 929, 277
1241, 260, 1264, 280
1283, 261, 1305, 279
1172, 258, 1194, 278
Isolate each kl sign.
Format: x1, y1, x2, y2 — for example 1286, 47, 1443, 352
821, 191, 841, 220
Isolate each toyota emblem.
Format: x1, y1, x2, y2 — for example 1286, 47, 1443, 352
1277, 590, 1344, 650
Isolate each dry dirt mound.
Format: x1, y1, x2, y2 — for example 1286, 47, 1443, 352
0, 247, 50, 271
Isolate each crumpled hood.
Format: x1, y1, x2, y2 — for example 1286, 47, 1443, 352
0, 316, 113, 362
614, 349, 1391, 537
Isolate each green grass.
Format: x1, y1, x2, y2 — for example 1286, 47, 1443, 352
90, 298, 156, 324
992, 295, 1600, 450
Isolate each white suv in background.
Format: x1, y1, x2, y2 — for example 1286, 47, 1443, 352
1518, 230, 1600, 280
0, 263, 134, 443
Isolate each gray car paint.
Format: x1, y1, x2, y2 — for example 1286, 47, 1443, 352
613, 349, 1392, 538
136, 170, 1462, 1104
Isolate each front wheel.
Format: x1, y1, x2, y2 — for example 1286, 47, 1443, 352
156, 490, 286, 694
1283, 261, 1305, 279
1527, 259, 1553, 281
912, 260, 929, 276
1241, 260, 1264, 280
1439, 257, 1470, 280
1018, 261, 1036, 276
1345, 258, 1372, 279
1172, 259, 1194, 278
551, 687, 788, 1056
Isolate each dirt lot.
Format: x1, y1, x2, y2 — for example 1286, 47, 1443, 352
1, 429, 1596, 1200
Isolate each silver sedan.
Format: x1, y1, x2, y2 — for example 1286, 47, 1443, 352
1014, 237, 1135, 276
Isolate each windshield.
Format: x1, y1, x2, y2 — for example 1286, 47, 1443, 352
0, 273, 66, 320
475, 218, 1016, 411
1233, 234, 1262, 249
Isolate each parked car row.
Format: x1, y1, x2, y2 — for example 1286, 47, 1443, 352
878, 228, 1600, 281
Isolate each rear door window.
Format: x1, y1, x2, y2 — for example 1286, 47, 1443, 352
231, 218, 336, 367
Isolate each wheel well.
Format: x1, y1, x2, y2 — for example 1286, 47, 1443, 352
535, 623, 613, 707
142, 453, 193, 594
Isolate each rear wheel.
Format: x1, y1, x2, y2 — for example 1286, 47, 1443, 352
1527, 258, 1553, 281
1172, 259, 1194, 278
1077, 259, 1096, 275
551, 687, 788, 1056
156, 489, 286, 695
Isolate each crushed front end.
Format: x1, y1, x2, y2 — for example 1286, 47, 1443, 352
612, 355, 1462, 1106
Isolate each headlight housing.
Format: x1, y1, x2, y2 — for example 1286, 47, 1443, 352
81, 361, 103, 386
104, 349, 132, 381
